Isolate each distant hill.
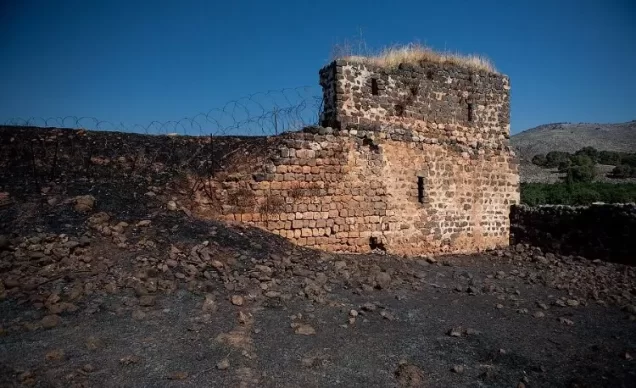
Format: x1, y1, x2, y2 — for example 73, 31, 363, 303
511, 121, 636, 162
511, 121, 636, 183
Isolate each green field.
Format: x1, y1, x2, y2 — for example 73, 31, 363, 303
520, 182, 636, 206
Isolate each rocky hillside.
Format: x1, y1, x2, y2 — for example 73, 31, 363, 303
511, 121, 636, 163
511, 121, 636, 183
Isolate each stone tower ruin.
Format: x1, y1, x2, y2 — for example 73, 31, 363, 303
194, 57, 520, 256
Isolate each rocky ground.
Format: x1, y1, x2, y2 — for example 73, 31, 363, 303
1, 194, 635, 388
1, 126, 635, 387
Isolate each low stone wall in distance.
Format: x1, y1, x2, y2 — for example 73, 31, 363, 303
510, 204, 636, 264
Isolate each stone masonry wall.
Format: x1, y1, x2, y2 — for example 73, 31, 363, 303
191, 127, 518, 256
319, 59, 511, 151
188, 59, 519, 256
0, 58, 518, 257
379, 141, 517, 255
511, 204, 636, 264
192, 128, 387, 253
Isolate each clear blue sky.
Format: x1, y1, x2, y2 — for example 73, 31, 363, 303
1, 0, 634, 134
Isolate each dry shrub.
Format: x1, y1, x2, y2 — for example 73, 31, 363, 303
332, 41, 497, 74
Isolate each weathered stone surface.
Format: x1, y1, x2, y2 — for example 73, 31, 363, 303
202, 294, 217, 312
132, 310, 146, 320
41, 314, 62, 329
294, 324, 316, 335
216, 359, 230, 370
138, 295, 156, 307
74, 195, 95, 212
45, 349, 65, 361
394, 362, 425, 387
185, 60, 518, 257
511, 204, 636, 264
375, 272, 392, 289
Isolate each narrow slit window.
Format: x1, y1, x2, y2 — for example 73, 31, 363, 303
371, 78, 379, 95
417, 177, 425, 203
467, 103, 474, 122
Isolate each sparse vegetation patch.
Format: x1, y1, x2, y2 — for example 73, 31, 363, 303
521, 182, 636, 206
531, 146, 636, 182
333, 42, 497, 73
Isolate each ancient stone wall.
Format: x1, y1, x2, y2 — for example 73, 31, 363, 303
1, 58, 519, 257
192, 128, 518, 255
319, 59, 511, 150
378, 140, 517, 255
188, 59, 519, 256
510, 204, 636, 264
191, 128, 386, 253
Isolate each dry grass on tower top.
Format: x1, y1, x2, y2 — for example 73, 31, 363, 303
335, 43, 498, 74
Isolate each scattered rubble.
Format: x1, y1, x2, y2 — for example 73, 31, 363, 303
119, 355, 141, 366
44, 349, 65, 362
294, 324, 316, 336
216, 359, 230, 370
167, 371, 188, 380
395, 362, 425, 387
1, 191, 635, 387
74, 195, 95, 212
40, 315, 61, 329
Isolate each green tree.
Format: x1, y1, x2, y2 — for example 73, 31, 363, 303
574, 146, 599, 162
598, 150, 622, 165
545, 151, 571, 168
531, 154, 547, 167
570, 154, 594, 167
611, 164, 634, 178
565, 164, 596, 184
621, 154, 636, 167
557, 159, 572, 172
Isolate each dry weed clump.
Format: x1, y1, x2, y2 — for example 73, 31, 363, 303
333, 42, 497, 74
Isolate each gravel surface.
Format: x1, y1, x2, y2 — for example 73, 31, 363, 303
1, 203, 635, 387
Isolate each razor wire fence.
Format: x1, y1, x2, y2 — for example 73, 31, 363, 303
2, 86, 324, 137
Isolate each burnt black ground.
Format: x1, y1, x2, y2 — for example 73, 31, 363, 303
1, 267, 635, 388
1, 229, 635, 387
1, 126, 635, 387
